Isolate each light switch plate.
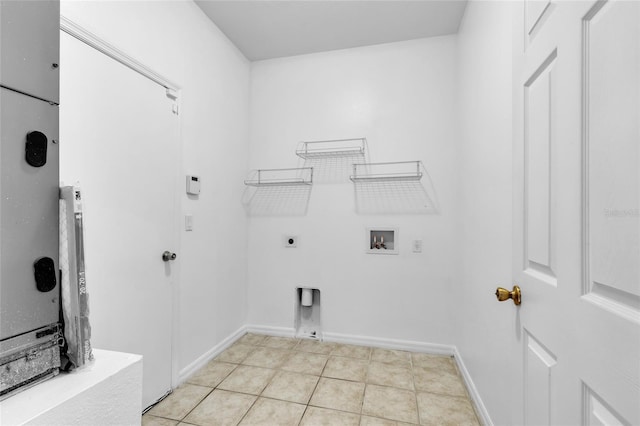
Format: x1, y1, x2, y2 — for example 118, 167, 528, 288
185, 214, 194, 231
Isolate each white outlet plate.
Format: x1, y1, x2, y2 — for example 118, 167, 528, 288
285, 236, 298, 248
412, 239, 423, 253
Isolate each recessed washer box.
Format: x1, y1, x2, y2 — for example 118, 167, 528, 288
367, 228, 398, 255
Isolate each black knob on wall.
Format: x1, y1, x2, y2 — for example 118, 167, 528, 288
34, 257, 57, 292
25, 131, 48, 167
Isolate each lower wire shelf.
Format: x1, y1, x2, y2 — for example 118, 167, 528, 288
244, 167, 314, 187
349, 161, 423, 182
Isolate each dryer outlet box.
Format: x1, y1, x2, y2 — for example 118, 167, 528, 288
284, 236, 298, 248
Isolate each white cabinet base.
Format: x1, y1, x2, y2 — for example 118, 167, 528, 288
0, 349, 143, 426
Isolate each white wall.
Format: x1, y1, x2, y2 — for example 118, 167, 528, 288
247, 37, 458, 345
454, 1, 516, 425
60, 0, 250, 374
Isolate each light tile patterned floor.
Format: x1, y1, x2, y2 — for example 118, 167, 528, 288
142, 334, 480, 426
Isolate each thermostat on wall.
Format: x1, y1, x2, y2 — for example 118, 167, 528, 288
186, 175, 200, 195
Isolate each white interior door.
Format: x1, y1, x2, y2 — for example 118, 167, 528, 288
512, 0, 639, 424
59, 31, 179, 409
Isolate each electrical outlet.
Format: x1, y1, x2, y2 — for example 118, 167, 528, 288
285, 236, 298, 248
412, 239, 423, 253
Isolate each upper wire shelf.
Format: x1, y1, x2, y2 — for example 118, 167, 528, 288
296, 138, 367, 159
350, 161, 424, 182
244, 167, 313, 187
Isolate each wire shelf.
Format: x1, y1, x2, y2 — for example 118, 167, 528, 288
350, 161, 423, 182
296, 138, 367, 159
244, 167, 313, 187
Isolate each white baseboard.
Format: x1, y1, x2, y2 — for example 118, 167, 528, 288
180, 324, 492, 426
453, 347, 493, 426
322, 331, 456, 356
177, 325, 248, 384
243, 325, 456, 355
245, 324, 296, 338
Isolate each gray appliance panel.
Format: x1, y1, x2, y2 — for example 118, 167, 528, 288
0, 0, 60, 103
1, 88, 59, 340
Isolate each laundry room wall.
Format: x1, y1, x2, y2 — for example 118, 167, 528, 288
454, 1, 516, 424
247, 37, 458, 345
60, 0, 250, 374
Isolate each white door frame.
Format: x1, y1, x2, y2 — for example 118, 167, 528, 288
59, 15, 183, 402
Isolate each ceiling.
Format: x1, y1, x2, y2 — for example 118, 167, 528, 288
195, 1, 468, 61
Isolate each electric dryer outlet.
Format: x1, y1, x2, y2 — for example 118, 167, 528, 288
284, 236, 298, 248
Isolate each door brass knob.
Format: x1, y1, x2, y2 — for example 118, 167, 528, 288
495, 285, 521, 305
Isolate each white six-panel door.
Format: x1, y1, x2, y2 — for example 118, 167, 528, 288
513, 0, 639, 424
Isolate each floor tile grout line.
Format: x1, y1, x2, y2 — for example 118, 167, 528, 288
361, 382, 368, 416
307, 401, 363, 417
415, 383, 422, 425
234, 393, 260, 426
364, 355, 371, 385
412, 354, 419, 425
178, 385, 215, 424
296, 405, 308, 426
142, 413, 180, 423
295, 371, 324, 426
